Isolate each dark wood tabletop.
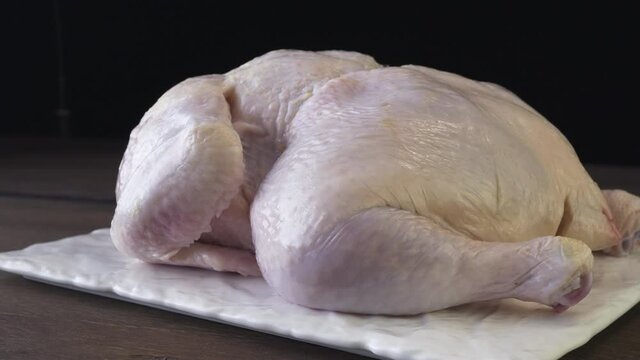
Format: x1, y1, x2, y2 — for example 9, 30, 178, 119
1, 139, 639, 360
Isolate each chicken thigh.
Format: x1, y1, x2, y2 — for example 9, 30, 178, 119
111, 50, 640, 314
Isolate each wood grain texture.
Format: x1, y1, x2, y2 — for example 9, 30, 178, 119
0, 138, 124, 201
0, 139, 639, 359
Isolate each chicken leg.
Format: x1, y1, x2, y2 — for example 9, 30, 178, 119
252, 206, 593, 314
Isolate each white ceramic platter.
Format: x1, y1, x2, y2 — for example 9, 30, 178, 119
1, 229, 639, 360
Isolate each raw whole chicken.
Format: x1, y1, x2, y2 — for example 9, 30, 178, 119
111, 50, 640, 315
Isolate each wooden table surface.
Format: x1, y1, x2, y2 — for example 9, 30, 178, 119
1, 139, 639, 360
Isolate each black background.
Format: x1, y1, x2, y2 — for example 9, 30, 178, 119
1, 2, 636, 164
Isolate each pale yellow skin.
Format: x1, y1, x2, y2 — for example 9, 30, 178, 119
111, 50, 640, 315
